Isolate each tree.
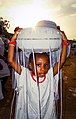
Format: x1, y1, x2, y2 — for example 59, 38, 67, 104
0, 17, 11, 38
0, 17, 13, 56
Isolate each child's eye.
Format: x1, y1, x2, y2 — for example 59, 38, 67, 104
44, 64, 49, 67
36, 64, 41, 67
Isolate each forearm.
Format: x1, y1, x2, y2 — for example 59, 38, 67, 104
53, 31, 68, 75
9, 58, 22, 74
8, 32, 22, 74
53, 45, 67, 76
60, 45, 67, 65
8, 32, 17, 63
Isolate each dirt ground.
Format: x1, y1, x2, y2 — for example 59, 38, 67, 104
0, 48, 76, 119
62, 49, 76, 119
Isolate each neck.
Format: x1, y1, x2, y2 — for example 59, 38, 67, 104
30, 72, 46, 83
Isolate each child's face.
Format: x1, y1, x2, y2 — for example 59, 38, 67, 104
29, 53, 50, 78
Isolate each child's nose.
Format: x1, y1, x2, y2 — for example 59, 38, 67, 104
41, 66, 45, 72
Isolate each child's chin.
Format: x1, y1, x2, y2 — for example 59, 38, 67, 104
39, 75, 45, 78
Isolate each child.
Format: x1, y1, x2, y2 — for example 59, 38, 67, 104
8, 28, 68, 119
28, 52, 50, 80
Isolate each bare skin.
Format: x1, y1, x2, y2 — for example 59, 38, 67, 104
8, 28, 68, 76
28, 53, 50, 78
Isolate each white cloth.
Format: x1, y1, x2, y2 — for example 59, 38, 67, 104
67, 44, 71, 57
17, 27, 61, 51
12, 69, 16, 89
51, 50, 61, 100
15, 67, 57, 119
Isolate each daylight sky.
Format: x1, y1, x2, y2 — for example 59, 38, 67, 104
0, 0, 76, 39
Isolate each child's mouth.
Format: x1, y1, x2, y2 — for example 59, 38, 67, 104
38, 74, 45, 78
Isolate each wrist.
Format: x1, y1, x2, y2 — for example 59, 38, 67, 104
8, 41, 16, 47
12, 32, 19, 40
15, 31, 20, 36
13, 33, 18, 39
8, 41, 16, 45
62, 40, 70, 46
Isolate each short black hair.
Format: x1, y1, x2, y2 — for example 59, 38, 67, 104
29, 52, 49, 63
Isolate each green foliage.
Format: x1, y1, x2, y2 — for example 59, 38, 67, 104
0, 17, 13, 56
0, 17, 10, 29
0, 17, 11, 38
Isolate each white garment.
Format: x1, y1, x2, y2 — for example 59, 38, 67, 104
15, 66, 57, 119
67, 44, 71, 57
12, 69, 16, 89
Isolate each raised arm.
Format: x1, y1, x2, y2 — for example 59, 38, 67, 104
53, 30, 69, 75
8, 28, 22, 74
